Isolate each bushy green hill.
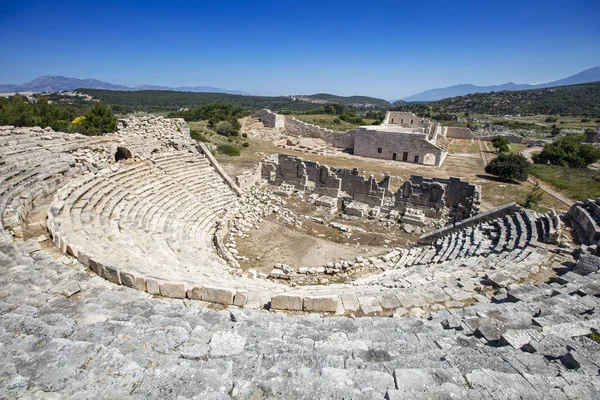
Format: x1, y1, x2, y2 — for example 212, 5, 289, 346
305, 93, 390, 107
76, 89, 325, 113
394, 82, 600, 117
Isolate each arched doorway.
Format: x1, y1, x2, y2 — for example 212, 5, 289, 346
423, 153, 436, 166
115, 147, 132, 162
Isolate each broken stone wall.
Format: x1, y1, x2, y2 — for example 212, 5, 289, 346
284, 116, 355, 149
335, 168, 387, 207
260, 109, 285, 128
394, 175, 480, 220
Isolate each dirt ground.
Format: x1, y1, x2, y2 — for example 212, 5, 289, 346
235, 219, 386, 272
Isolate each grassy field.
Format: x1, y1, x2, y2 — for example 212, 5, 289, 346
529, 164, 600, 201
448, 139, 479, 154
508, 143, 526, 154
293, 114, 376, 131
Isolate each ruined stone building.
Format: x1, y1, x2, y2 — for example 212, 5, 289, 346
353, 112, 449, 167
395, 175, 481, 220
260, 110, 451, 167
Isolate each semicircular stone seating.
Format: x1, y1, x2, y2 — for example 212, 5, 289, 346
0, 121, 573, 317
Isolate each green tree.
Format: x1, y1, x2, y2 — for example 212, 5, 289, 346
533, 134, 600, 168
491, 136, 510, 153
485, 153, 530, 182
524, 181, 544, 208
81, 102, 116, 135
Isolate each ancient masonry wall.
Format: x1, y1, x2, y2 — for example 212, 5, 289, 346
395, 175, 481, 220
385, 111, 430, 127
445, 127, 477, 139
260, 109, 285, 128
568, 199, 600, 245
261, 154, 388, 205
353, 128, 445, 167
418, 202, 521, 244
283, 116, 355, 149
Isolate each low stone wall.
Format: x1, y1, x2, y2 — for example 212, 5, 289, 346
418, 202, 521, 244
196, 143, 242, 196
446, 127, 476, 139
284, 116, 355, 149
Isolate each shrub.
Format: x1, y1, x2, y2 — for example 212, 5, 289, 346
524, 181, 544, 208
215, 120, 235, 136
242, 132, 248, 138
533, 134, 600, 168
80, 102, 116, 135
491, 136, 510, 153
217, 144, 241, 156
485, 153, 530, 182
333, 118, 341, 124
545, 116, 558, 123
190, 129, 209, 142
242, 142, 250, 147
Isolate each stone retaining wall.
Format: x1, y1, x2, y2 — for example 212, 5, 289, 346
283, 116, 355, 149
445, 127, 476, 139
418, 202, 521, 244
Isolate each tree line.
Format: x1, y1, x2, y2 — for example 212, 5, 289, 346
0, 95, 116, 135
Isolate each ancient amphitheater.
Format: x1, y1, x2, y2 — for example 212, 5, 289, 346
1, 116, 599, 399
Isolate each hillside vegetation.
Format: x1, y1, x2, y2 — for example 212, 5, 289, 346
394, 82, 600, 117
77, 89, 325, 113
303, 93, 390, 107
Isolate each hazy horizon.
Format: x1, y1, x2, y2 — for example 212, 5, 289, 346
1, 0, 599, 99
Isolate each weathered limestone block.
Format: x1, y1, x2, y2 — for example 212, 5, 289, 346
77, 250, 90, 267
119, 271, 137, 288
89, 258, 105, 277
146, 278, 160, 295
201, 285, 235, 305
233, 290, 248, 307
271, 293, 303, 311
358, 296, 383, 314
341, 293, 360, 312
574, 254, 600, 276
186, 287, 202, 300
303, 295, 339, 312
160, 281, 186, 298
101, 265, 122, 285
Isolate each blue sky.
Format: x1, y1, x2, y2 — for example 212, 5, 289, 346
1, 0, 599, 99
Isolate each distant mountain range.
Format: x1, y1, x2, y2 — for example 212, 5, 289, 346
0, 75, 247, 95
399, 67, 600, 102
